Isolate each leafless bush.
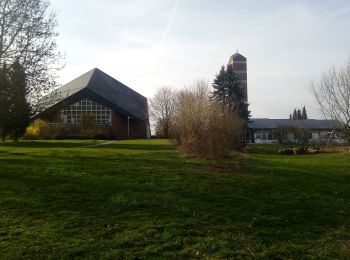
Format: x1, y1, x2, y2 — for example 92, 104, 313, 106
149, 87, 176, 138
273, 125, 296, 145
79, 113, 96, 134
273, 125, 310, 146
172, 80, 244, 158
312, 59, 350, 144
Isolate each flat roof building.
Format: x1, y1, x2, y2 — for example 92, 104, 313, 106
248, 118, 342, 144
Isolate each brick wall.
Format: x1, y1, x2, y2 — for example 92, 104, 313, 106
111, 112, 147, 139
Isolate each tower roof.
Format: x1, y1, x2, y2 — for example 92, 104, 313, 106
230, 52, 247, 61
35, 68, 148, 123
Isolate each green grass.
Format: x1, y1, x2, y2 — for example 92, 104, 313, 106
0, 139, 349, 258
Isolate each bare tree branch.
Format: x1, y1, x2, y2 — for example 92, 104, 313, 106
0, 0, 63, 114
312, 59, 350, 143
149, 86, 176, 138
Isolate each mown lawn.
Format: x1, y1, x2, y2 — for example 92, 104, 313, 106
0, 139, 349, 259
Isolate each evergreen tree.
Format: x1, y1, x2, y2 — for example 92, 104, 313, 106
291, 106, 308, 120
212, 64, 250, 121
293, 109, 297, 120
8, 61, 31, 141
0, 0, 63, 109
301, 106, 308, 120
0, 65, 11, 141
297, 109, 302, 120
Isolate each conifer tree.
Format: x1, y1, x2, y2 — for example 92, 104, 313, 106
293, 109, 297, 120
212, 64, 250, 121
0, 0, 63, 111
8, 61, 31, 141
301, 106, 308, 120
291, 106, 308, 120
0, 65, 11, 141
297, 109, 302, 120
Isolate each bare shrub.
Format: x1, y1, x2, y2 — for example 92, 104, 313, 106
40, 123, 66, 139
172, 80, 244, 158
273, 124, 310, 146
312, 59, 350, 144
149, 87, 176, 138
273, 125, 296, 145
79, 113, 96, 134
293, 125, 310, 146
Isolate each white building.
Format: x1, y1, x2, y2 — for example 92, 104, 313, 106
247, 118, 342, 144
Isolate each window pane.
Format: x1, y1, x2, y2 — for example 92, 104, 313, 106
60, 99, 112, 124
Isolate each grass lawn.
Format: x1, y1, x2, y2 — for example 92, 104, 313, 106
0, 139, 349, 258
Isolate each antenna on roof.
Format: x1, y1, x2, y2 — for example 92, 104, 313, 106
236, 46, 239, 53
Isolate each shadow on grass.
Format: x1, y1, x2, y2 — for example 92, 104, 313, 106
0, 140, 100, 149
95, 143, 175, 151
248, 144, 282, 155
1, 142, 350, 258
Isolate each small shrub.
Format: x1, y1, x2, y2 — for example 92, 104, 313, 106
22, 125, 40, 140
40, 124, 62, 139
80, 113, 96, 134
23, 119, 48, 140
23, 118, 110, 140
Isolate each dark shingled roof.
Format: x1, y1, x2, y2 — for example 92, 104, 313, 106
37, 68, 149, 123
248, 118, 342, 130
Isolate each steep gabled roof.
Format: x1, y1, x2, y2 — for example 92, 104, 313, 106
37, 68, 148, 123
248, 118, 342, 130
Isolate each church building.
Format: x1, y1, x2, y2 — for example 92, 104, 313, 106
34, 68, 150, 139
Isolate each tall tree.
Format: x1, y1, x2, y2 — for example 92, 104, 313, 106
297, 109, 302, 120
212, 64, 250, 121
291, 106, 307, 120
312, 59, 350, 143
0, 65, 11, 141
0, 0, 63, 112
8, 60, 31, 140
149, 86, 176, 138
301, 106, 308, 120
293, 109, 297, 120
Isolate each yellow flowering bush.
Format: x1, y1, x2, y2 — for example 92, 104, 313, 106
22, 119, 48, 140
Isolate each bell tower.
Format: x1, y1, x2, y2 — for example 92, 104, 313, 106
228, 51, 247, 103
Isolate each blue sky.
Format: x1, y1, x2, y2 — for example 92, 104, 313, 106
51, 0, 350, 119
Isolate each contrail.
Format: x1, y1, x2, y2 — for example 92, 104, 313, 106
159, 0, 181, 49
124, 0, 129, 50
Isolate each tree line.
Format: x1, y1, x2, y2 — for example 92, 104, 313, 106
0, 0, 61, 141
289, 106, 308, 120
0, 62, 30, 141
150, 64, 250, 158
150, 56, 350, 156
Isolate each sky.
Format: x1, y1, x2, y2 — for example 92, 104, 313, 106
50, 0, 350, 119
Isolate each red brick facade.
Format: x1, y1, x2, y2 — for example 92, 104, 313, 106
228, 53, 248, 102
111, 111, 148, 139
